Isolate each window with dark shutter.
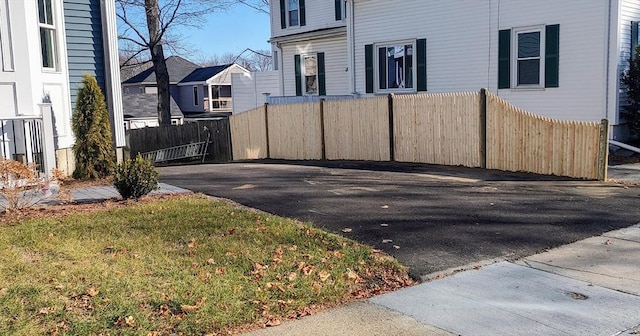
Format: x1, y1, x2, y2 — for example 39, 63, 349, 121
317, 52, 326, 96
498, 29, 511, 89
365, 44, 374, 93
416, 38, 427, 92
545, 24, 560, 88
294, 55, 302, 96
632, 21, 639, 59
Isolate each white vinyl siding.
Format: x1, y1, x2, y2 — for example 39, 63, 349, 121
281, 35, 348, 96
354, 0, 608, 122
231, 71, 281, 114
271, 0, 344, 38
614, 0, 640, 134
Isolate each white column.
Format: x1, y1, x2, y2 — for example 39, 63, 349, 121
100, 0, 125, 148
39, 103, 56, 177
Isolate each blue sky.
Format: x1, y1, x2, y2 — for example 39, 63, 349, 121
180, 5, 272, 61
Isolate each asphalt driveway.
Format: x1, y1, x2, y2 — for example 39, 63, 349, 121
159, 161, 640, 278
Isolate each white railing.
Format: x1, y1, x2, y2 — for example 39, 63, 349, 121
266, 95, 356, 105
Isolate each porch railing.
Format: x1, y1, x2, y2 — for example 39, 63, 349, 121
0, 117, 46, 174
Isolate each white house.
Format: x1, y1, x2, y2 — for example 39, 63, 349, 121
269, 0, 640, 141
0, 0, 125, 176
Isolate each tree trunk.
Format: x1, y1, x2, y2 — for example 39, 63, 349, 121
145, 0, 171, 125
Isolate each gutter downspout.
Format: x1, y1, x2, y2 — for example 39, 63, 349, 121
610, 139, 640, 154
348, 0, 356, 95
604, 0, 613, 136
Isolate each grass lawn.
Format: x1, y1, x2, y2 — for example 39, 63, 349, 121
0, 194, 412, 335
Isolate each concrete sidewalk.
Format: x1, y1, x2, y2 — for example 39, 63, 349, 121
245, 224, 640, 336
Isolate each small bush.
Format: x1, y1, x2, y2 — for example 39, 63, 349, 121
113, 154, 159, 199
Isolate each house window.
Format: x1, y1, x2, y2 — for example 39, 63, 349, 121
38, 0, 57, 70
376, 43, 414, 92
303, 54, 317, 95
193, 86, 198, 106
288, 0, 299, 27
335, 0, 347, 21
273, 50, 279, 70
514, 28, 543, 87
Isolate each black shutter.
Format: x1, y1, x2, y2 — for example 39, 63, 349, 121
365, 44, 374, 93
317, 53, 326, 96
416, 38, 427, 92
335, 0, 342, 21
279, 0, 286, 29
498, 29, 511, 89
545, 24, 560, 88
294, 55, 302, 96
632, 21, 639, 59
299, 0, 306, 26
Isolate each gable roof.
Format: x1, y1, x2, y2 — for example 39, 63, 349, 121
179, 64, 233, 84
122, 93, 183, 120
122, 56, 199, 85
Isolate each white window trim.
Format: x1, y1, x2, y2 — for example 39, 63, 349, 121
286, 0, 300, 28
193, 86, 199, 106
300, 53, 318, 96
511, 25, 545, 89
38, 0, 59, 71
374, 40, 417, 94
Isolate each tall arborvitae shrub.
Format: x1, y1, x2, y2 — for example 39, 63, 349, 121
622, 45, 640, 135
72, 74, 115, 179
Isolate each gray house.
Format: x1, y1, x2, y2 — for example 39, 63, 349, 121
0, 0, 125, 176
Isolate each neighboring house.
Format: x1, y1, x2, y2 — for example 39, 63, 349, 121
177, 64, 250, 114
122, 93, 183, 130
122, 58, 249, 118
270, 0, 349, 97
269, 0, 640, 140
121, 55, 198, 98
0, 0, 125, 176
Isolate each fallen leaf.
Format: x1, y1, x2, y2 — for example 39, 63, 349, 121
206, 258, 215, 265
215, 267, 226, 275
265, 318, 281, 327
187, 238, 196, 249
341, 227, 352, 233
86, 287, 99, 297
393, 245, 400, 249
318, 270, 331, 282
301, 264, 315, 275
124, 315, 136, 327
345, 269, 359, 281
181, 297, 206, 313
333, 251, 344, 258
286, 272, 298, 281
381, 205, 389, 209
380, 223, 389, 227
0, 288, 8, 297
382, 239, 393, 244
603, 240, 612, 245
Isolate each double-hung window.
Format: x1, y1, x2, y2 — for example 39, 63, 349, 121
38, 0, 57, 70
288, 0, 299, 27
365, 39, 426, 94
193, 86, 199, 106
303, 55, 317, 95
377, 43, 414, 91
279, 0, 305, 29
294, 52, 325, 96
514, 27, 543, 87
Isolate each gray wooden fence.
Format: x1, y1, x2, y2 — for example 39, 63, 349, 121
126, 119, 231, 163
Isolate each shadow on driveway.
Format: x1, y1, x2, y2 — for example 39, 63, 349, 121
159, 160, 640, 278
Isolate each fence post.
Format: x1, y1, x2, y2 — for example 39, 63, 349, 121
264, 103, 270, 159
479, 88, 487, 169
597, 118, 609, 181
388, 93, 395, 161
320, 99, 326, 160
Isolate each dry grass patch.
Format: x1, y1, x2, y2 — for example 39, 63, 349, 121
0, 194, 412, 335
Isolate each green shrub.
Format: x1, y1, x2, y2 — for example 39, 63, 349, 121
113, 154, 159, 199
72, 74, 115, 179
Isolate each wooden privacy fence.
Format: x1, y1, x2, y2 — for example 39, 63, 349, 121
127, 119, 232, 162
230, 90, 609, 180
